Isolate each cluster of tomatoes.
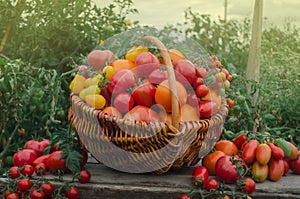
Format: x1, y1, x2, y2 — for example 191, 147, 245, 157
181, 133, 300, 198
69, 45, 234, 122
3, 139, 90, 199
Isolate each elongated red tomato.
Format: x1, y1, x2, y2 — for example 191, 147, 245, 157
242, 139, 259, 164
256, 143, 271, 165
233, 133, 247, 150
269, 159, 284, 182
268, 143, 284, 160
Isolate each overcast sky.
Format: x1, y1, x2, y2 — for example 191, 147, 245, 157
98, 0, 300, 28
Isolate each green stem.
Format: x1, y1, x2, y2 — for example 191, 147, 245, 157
0, 124, 20, 160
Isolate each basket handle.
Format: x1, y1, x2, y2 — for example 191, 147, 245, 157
142, 36, 179, 129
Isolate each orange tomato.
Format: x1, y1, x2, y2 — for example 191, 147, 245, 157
168, 49, 185, 65
102, 106, 122, 118
154, 80, 187, 113
111, 59, 135, 74
215, 140, 238, 156
287, 141, 299, 160
202, 150, 226, 175
255, 143, 271, 165
179, 104, 199, 121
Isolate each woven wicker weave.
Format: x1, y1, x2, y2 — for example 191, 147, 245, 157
69, 35, 229, 174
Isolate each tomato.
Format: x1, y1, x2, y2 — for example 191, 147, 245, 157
102, 106, 122, 118
17, 178, 32, 192
4, 189, 12, 198
85, 94, 106, 110
6, 193, 19, 199
113, 93, 134, 114
215, 140, 238, 156
174, 59, 196, 85
221, 68, 229, 79
123, 105, 161, 122
226, 98, 235, 109
125, 46, 148, 62
202, 150, 226, 175
9, 166, 20, 179
69, 74, 86, 94
30, 188, 45, 199
100, 83, 112, 106
198, 100, 218, 119
223, 79, 231, 90
196, 84, 209, 98
233, 133, 247, 150
255, 143, 271, 165
186, 92, 198, 107
269, 158, 284, 181
148, 68, 168, 85
32, 154, 50, 167
46, 150, 67, 172
168, 49, 185, 65
290, 156, 300, 174
179, 104, 199, 121
78, 170, 91, 184
205, 178, 219, 191
215, 155, 241, 184
268, 143, 284, 160
108, 69, 136, 95
13, 149, 38, 166
179, 193, 192, 199
102, 65, 115, 80
155, 80, 187, 113
41, 182, 54, 196
242, 178, 256, 194
192, 166, 209, 187
195, 67, 208, 78
135, 52, 160, 78
252, 161, 268, 182
24, 139, 50, 157
132, 82, 155, 107
79, 150, 88, 169
283, 158, 290, 175
77, 65, 90, 78
241, 139, 259, 164
65, 186, 80, 199
111, 59, 135, 74
192, 77, 204, 89
34, 163, 47, 176
287, 142, 298, 160
20, 164, 34, 177
87, 49, 115, 71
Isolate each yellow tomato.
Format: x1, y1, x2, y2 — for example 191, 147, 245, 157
69, 74, 85, 94
84, 74, 104, 88
79, 85, 101, 100
125, 46, 148, 62
102, 65, 115, 80
85, 94, 106, 110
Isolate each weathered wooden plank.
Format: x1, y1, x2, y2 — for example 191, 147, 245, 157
1, 163, 300, 198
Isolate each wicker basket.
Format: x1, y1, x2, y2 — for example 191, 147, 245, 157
69, 33, 229, 174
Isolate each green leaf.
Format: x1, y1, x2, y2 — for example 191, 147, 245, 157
65, 150, 82, 174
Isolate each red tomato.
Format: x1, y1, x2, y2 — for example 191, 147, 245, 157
268, 143, 285, 160
283, 158, 290, 175
202, 150, 226, 175
32, 154, 50, 167
13, 149, 38, 166
17, 178, 32, 192
242, 139, 259, 164
192, 166, 209, 187
30, 188, 45, 199
205, 178, 219, 191
221, 68, 229, 79
196, 84, 209, 98
252, 161, 268, 182
233, 133, 247, 150
4, 189, 12, 198
195, 67, 208, 78
132, 82, 156, 107
242, 178, 256, 194
226, 98, 235, 109
269, 158, 285, 181
135, 52, 160, 78
6, 193, 19, 199
77, 65, 90, 78
108, 69, 136, 94
41, 182, 54, 196
113, 93, 134, 114
179, 193, 192, 199
79, 150, 88, 169
215, 155, 241, 184
174, 59, 196, 85
100, 83, 112, 106
20, 164, 34, 177
290, 156, 300, 174
186, 92, 199, 107
34, 163, 47, 176
66, 186, 79, 199
87, 50, 114, 71
46, 150, 67, 172
78, 170, 91, 184
148, 68, 168, 85
24, 140, 43, 156
192, 77, 204, 89
198, 100, 218, 119
255, 143, 271, 165
123, 105, 161, 122
9, 166, 20, 179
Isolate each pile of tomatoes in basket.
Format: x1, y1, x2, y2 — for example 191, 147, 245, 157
70, 46, 233, 122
